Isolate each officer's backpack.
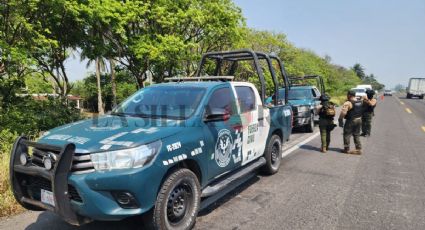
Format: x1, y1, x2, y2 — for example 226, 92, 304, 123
323, 103, 336, 117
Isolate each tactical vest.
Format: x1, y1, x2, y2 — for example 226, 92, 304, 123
364, 103, 375, 113
319, 102, 335, 119
346, 101, 364, 120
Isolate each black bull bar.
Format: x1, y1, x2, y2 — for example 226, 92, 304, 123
9, 136, 90, 225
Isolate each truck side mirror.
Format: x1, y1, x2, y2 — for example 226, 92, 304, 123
204, 108, 230, 122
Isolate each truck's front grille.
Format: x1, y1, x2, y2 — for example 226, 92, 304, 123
72, 154, 95, 174
31, 148, 94, 174
68, 185, 83, 203
26, 176, 83, 203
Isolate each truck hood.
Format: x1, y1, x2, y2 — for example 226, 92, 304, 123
38, 115, 185, 153
288, 99, 312, 107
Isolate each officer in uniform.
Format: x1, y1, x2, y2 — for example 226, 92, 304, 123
361, 89, 377, 137
338, 90, 364, 154
316, 94, 336, 153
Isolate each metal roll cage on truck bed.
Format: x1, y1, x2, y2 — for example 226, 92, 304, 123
195, 49, 290, 105
289, 75, 326, 95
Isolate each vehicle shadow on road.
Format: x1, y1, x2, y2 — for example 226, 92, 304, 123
198, 175, 260, 217
291, 128, 308, 134
23, 176, 260, 230
299, 144, 343, 153
24, 211, 146, 230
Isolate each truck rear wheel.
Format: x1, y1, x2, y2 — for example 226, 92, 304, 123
262, 134, 282, 175
305, 113, 315, 133
154, 169, 201, 230
407, 93, 412, 99
420, 95, 424, 99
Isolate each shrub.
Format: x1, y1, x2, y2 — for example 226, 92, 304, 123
0, 129, 23, 217
0, 97, 83, 137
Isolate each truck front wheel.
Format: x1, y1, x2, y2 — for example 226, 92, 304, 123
262, 134, 282, 175
154, 169, 201, 230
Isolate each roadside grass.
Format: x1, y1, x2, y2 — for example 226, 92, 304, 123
0, 155, 24, 217
0, 130, 23, 217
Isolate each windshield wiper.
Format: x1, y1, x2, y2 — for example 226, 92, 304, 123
112, 112, 185, 120
134, 114, 185, 120
111, 112, 129, 117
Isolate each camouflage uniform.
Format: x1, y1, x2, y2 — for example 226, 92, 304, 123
319, 119, 333, 151
339, 95, 364, 153
343, 116, 362, 150
361, 97, 377, 136
318, 100, 335, 152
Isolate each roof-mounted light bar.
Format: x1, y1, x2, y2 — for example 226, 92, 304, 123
164, 76, 234, 82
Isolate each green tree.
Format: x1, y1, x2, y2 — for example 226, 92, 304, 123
107, 0, 244, 87
235, 29, 361, 98
363, 74, 385, 91
0, 0, 40, 108
71, 70, 137, 112
24, 74, 53, 94
352, 63, 366, 80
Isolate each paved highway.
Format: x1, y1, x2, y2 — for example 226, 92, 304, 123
1, 95, 425, 230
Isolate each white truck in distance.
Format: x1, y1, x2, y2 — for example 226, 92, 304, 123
406, 78, 425, 99
356, 84, 372, 90
352, 84, 372, 98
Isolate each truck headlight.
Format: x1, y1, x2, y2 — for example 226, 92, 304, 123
297, 106, 309, 113
90, 140, 162, 171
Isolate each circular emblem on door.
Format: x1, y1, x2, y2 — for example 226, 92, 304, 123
215, 129, 234, 168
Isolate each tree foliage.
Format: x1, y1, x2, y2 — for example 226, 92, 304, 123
234, 29, 362, 97
71, 70, 137, 112
1, 0, 386, 122
352, 63, 366, 80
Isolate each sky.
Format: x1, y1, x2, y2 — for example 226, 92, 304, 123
66, 0, 425, 88
232, 0, 425, 88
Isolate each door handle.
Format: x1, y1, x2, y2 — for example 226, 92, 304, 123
258, 117, 264, 121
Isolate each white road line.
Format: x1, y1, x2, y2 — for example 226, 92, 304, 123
282, 132, 320, 158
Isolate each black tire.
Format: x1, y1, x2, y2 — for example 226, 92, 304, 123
420, 95, 424, 99
304, 112, 314, 133
262, 134, 282, 175
407, 93, 412, 99
153, 169, 201, 230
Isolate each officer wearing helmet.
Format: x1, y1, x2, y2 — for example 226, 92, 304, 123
338, 90, 365, 154
361, 89, 377, 137
316, 94, 336, 153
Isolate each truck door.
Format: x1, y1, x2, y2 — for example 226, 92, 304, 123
312, 87, 321, 118
202, 87, 242, 181
234, 85, 270, 166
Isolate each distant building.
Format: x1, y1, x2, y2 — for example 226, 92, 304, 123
17, 94, 83, 109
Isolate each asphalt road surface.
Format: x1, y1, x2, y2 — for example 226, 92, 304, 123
2, 94, 425, 230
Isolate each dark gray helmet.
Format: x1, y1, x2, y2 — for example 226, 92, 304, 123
366, 89, 375, 99
320, 94, 330, 101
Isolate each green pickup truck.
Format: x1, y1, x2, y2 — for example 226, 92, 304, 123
275, 75, 326, 132
10, 50, 292, 229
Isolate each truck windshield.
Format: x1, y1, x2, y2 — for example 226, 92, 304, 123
279, 88, 312, 100
112, 86, 206, 119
